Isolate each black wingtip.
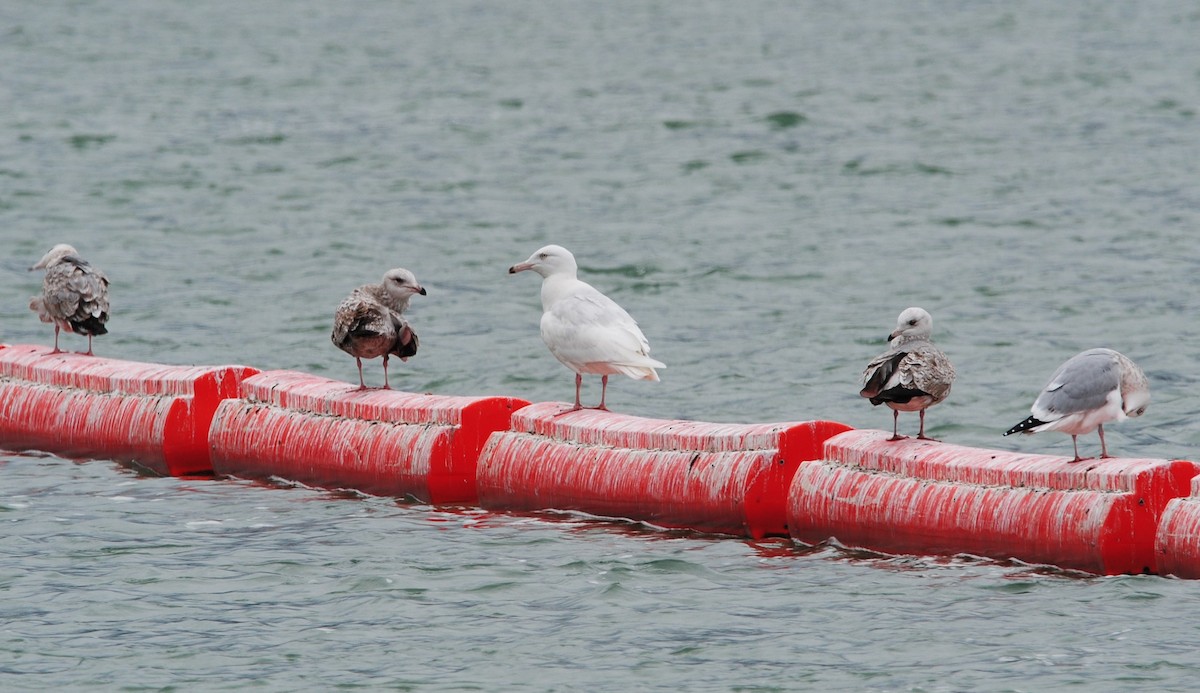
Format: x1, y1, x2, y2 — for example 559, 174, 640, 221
1004, 416, 1045, 436
391, 326, 419, 360
69, 317, 108, 336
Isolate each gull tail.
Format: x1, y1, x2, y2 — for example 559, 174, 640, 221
612, 361, 664, 382
390, 325, 419, 361
69, 316, 108, 336
29, 297, 53, 323
1004, 415, 1047, 436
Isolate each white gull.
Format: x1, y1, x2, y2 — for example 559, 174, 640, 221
509, 244, 664, 411
331, 267, 426, 390
1004, 348, 1149, 462
859, 307, 956, 441
29, 243, 110, 355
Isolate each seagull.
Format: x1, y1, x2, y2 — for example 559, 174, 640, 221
509, 244, 664, 411
331, 267, 426, 390
1004, 348, 1149, 462
28, 243, 110, 355
859, 307, 956, 441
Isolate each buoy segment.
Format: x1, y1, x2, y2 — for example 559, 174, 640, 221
476, 401, 852, 538
787, 428, 1199, 575
1154, 474, 1200, 578
0, 343, 257, 475
207, 370, 529, 503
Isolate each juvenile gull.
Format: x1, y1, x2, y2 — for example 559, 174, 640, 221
859, 307, 956, 441
509, 244, 664, 411
28, 243, 110, 355
1004, 348, 1150, 462
331, 267, 426, 390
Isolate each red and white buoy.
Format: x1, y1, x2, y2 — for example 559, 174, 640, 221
476, 401, 852, 538
208, 370, 529, 504
6, 341, 1200, 578
0, 343, 257, 476
1154, 475, 1200, 578
787, 429, 1199, 575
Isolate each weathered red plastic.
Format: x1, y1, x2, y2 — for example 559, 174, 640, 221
0, 343, 257, 475
1154, 474, 1200, 578
476, 401, 852, 538
208, 370, 529, 504
788, 429, 1200, 575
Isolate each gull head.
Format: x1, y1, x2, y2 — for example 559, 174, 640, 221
1119, 357, 1151, 419
1124, 388, 1151, 419
381, 267, 427, 301
889, 307, 934, 344
509, 244, 578, 280
31, 243, 80, 271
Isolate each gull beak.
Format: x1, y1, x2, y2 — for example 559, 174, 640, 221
509, 262, 533, 274
417, 286, 427, 296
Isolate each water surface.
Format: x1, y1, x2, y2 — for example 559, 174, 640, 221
3, 2, 1200, 690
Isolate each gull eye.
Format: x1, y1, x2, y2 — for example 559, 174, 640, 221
908, 319, 918, 326
538, 252, 549, 259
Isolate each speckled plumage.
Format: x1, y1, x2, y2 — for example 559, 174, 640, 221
859, 307, 955, 440
331, 268, 425, 389
29, 244, 110, 355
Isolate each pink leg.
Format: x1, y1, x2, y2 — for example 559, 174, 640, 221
571, 373, 583, 411
1070, 434, 1084, 463
356, 357, 367, 390
886, 409, 905, 441
916, 409, 938, 441
1098, 424, 1110, 459
52, 325, 62, 354
595, 375, 610, 411
382, 354, 391, 390
85, 334, 94, 356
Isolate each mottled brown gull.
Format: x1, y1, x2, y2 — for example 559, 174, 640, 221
1004, 348, 1149, 462
331, 267, 426, 390
859, 307, 956, 441
28, 243, 110, 355
509, 244, 664, 411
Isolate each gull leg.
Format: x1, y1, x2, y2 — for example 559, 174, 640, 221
916, 409, 939, 441
1070, 434, 1083, 463
886, 409, 905, 441
1098, 424, 1110, 459
52, 325, 61, 354
572, 373, 583, 411
85, 334, 94, 356
554, 374, 586, 417
382, 354, 391, 390
594, 375, 610, 411
356, 357, 367, 390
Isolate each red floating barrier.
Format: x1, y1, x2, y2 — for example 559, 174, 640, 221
788, 429, 1200, 575
476, 401, 852, 538
208, 370, 529, 504
1155, 475, 1200, 578
0, 343, 257, 476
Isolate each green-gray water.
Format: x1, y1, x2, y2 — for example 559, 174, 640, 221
3, 2, 1200, 690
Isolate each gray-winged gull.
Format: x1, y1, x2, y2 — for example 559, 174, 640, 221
331, 267, 426, 390
1004, 348, 1149, 462
29, 243, 110, 355
859, 307, 956, 441
509, 244, 665, 411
